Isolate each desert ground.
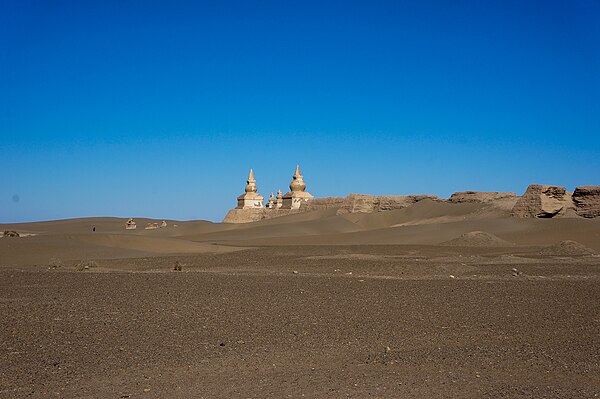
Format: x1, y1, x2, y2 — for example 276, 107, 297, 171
1, 199, 600, 398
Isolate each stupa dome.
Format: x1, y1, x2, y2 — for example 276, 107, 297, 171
236, 168, 264, 209
289, 165, 307, 192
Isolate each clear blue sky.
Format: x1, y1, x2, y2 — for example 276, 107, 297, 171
1, 0, 599, 222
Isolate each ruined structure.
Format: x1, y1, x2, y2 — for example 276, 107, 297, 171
223, 169, 269, 223
334, 194, 440, 214
572, 186, 600, 218
223, 166, 312, 223
126, 218, 137, 230
511, 184, 576, 218
267, 193, 275, 209
222, 169, 599, 223
448, 191, 516, 203
237, 169, 264, 209
281, 165, 314, 209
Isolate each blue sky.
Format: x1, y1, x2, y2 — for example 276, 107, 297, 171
1, 0, 599, 222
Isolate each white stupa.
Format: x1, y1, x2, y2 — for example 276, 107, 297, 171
267, 192, 275, 209
276, 189, 283, 209
281, 165, 314, 209
236, 169, 264, 209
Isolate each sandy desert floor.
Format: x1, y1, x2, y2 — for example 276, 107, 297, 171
1, 201, 600, 398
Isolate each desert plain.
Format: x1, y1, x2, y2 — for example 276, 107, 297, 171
1, 197, 600, 398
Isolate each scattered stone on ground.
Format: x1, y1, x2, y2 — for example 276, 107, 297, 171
76, 260, 99, 271
48, 257, 63, 269
173, 260, 183, 271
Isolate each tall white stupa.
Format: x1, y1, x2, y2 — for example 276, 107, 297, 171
236, 169, 264, 209
281, 165, 314, 209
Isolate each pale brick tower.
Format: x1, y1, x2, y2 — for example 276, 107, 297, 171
236, 169, 264, 209
282, 165, 314, 209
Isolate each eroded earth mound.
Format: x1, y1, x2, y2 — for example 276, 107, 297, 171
540, 240, 597, 256
441, 231, 514, 247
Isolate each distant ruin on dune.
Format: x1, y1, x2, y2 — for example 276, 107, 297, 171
223, 166, 315, 223
222, 168, 600, 224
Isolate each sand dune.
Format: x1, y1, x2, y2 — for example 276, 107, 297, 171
441, 231, 515, 247
0, 231, 242, 266
2, 200, 600, 267
73, 233, 240, 254
340, 200, 486, 229
180, 214, 361, 242
540, 240, 597, 256
2, 200, 600, 397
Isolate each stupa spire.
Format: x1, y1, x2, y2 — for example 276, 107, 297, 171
282, 165, 313, 209
290, 165, 307, 192
236, 168, 263, 209
245, 168, 257, 193
276, 189, 283, 208
267, 192, 275, 209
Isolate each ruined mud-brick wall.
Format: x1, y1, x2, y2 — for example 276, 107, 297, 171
223, 194, 445, 223
222, 208, 306, 223
510, 184, 576, 218
448, 191, 516, 203
299, 194, 443, 214
509, 184, 600, 219
223, 185, 600, 223
333, 194, 440, 214
572, 186, 600, 218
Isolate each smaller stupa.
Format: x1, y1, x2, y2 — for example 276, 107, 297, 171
236, 169, 264, 209
276, 189, 283, 209
282, 165, 314, 209
267, 192, 275, 209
